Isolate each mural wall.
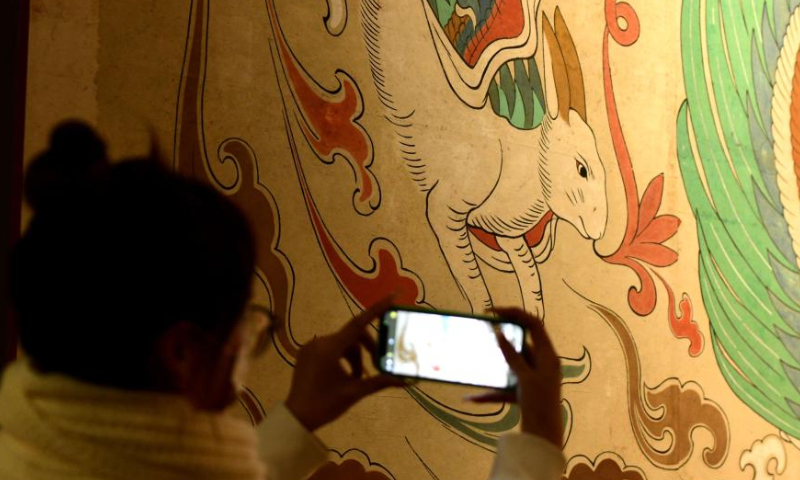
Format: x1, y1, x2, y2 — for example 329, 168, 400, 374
24, 0, 800, 478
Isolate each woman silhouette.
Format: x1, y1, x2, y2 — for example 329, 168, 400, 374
0, 121, 565, 480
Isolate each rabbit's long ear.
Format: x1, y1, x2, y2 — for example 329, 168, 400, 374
542, 12, 570, 121
554, 8, 586, 122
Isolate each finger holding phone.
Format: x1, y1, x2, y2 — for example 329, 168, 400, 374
286, 299, 563, 452
284, 297, 404, 432
471, 307, 563, 449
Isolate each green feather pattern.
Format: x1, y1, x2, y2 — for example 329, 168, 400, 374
678, 0, 800, 437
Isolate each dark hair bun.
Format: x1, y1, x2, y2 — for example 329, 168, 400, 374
25, 120, 109, 211
12, 123, 256, 388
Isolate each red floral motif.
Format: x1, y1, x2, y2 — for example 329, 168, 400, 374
601, 0, 703, 356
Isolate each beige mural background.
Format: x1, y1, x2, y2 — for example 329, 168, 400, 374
23, 0, 800, 479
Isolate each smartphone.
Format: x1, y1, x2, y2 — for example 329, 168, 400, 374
377, 306, 525, 389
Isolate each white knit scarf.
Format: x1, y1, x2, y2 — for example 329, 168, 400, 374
0, 360, 265, 480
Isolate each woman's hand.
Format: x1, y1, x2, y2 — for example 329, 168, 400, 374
469, 307, 563, 448
284, 298, 404, 432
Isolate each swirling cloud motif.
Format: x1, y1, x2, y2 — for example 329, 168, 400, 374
174, 0, 300, 359
585, 300, 729, 469
563, 452, 647, 480
740, 435, 787, 480
308, 449, 395, 480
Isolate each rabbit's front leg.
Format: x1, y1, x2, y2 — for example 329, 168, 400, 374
427, 189, 493, 313
496, 235, 544, 319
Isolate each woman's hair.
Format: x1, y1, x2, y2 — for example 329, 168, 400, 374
11, 121, 256, 389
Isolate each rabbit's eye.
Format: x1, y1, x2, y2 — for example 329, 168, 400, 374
576, 161, 588, 179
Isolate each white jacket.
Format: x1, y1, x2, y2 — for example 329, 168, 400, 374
0, 361, 564, 480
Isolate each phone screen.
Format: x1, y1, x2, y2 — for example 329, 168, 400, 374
378, 308, 525, 389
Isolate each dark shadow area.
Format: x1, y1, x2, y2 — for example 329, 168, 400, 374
1, 0, 29, 370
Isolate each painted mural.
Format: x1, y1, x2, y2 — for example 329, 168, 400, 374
169, 0, 800, 478
26, 0, 800, 478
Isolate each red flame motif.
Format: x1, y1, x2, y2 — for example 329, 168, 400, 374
268, 0, 425, 310
268, 0, 379, 215
286, 113, 424, 308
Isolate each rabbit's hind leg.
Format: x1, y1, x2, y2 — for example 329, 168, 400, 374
426, 190, 493, 313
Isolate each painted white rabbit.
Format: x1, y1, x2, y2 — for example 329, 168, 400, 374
361, 1, 607, 317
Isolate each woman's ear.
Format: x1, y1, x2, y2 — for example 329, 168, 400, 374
155, 321, 198, 391
156, 320, 241, 411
